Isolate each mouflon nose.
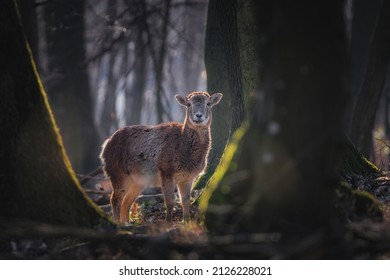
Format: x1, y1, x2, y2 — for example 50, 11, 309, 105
195, 113, 203, 118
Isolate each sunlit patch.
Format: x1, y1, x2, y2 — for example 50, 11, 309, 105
130, 202, 140, 224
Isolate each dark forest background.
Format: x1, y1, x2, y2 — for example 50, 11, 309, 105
1, 0, 390, 259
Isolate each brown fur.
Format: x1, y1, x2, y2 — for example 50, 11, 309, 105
100, 92, 222, 223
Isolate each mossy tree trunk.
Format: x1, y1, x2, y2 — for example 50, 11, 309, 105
202, 1, 347, 234
0, 0, 111, 228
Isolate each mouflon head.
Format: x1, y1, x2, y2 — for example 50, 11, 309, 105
175, 92, 223, 127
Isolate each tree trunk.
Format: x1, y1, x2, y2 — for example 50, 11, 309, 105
182, 1, 206, 93
202, 0, 347, 234
98, 0, 119, 138
100, 50, 119, 137
0, 0, 111, 227
349, 0, 390, 158
17, 0, 39, 62
126, 26, 146, 125
44, 0, 100, 173
154, 0, 171, 123
194, 0, 245, 190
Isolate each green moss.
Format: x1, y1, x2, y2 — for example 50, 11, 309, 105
341, 139, 379, 177
335, 183, 383, 222
199, 122, 248, 213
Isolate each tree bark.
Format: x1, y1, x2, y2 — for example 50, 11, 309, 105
194, 0, 245, 190
0, 0, 111, 227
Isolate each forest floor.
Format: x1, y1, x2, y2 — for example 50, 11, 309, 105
2, 173, 390, 259
83, 174, 209, 247
76, 173, 390, 260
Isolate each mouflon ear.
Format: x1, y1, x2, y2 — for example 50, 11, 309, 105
210, 93, 223, 106
175, 94, 188, 107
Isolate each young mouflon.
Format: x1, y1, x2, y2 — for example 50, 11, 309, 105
100, 92, 223, 223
